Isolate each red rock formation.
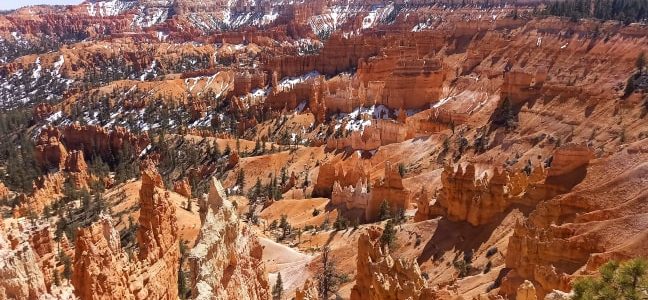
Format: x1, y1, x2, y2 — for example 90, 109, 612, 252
72, 215, 132, 300
189, 178, 270, 299
314, 159, 370, 197
436, 164, 512, 226
173, 178, 192, 199
501, 68, 547, 106
429, 162, 551, 226
33, 103, 54, 121
295, 279, 319, 300
350, 228, 434, 300
501, 143, 637, 298
34, 126, 68, 171
72, 160, 179, 299
0, 182, 9, 199
331, 178, 371, 212
262, 33, 381, 79
330, 161, 413, 222
61, 123, 149, 161
358, 54, 447, 110
517, 281, 538, 300
326, 120, 412, 151
14, 173, 66, 218
366, 162, 412, 222
228, 151, 240, 169
64, 150, 90, 189
413, 188, 433, 223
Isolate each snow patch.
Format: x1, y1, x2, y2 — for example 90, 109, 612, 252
278, 71, 320, 90
46, 111, 63, 123
32, 57, 42, 80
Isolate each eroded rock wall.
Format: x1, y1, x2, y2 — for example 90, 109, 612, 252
72, 160, 179, 300
350, 228, 433, 300
189, 178, 270, 300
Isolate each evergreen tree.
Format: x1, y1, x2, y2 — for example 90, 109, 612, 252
318, 246, 345, 299
378, 199, 391, 221
62, 252, 72, 281
280, 167, 288, 186
380, 219, 396, 249
573, 258, 648, 300
637, 52, 646, 73
251, 177, 263, 202
272, 272, 283, 300
333, 214, 348, 231
279, 214, 291, 240
235, 169, 245, 193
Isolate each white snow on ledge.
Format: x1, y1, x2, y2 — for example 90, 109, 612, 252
278, 71, 320, 90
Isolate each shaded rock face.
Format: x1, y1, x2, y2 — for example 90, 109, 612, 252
72, 160, 179, 300
189, 178, 270, 300
501, 142, 643, 298
65, 150, 90, 189
350, 229, 433, 300
62, 123, 150, 162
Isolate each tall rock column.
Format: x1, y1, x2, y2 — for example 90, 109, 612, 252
134, 160, 179, 299
72, 160, 179, 300
189, 177, 270, 300
350, 229, 433, 300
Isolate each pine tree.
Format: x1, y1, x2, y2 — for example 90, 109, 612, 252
280, 167, 288, 186
235, 169, 245, 193
251, 178, 263, 201
378, 199, 391, 221
637, 52, 646, 73
380, 219, 396, 249
318, 246, 344, 299
279, 214, 291, 240
272, 272, 283, 300
573, 258, 648, 300
62, 253, 72, 281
